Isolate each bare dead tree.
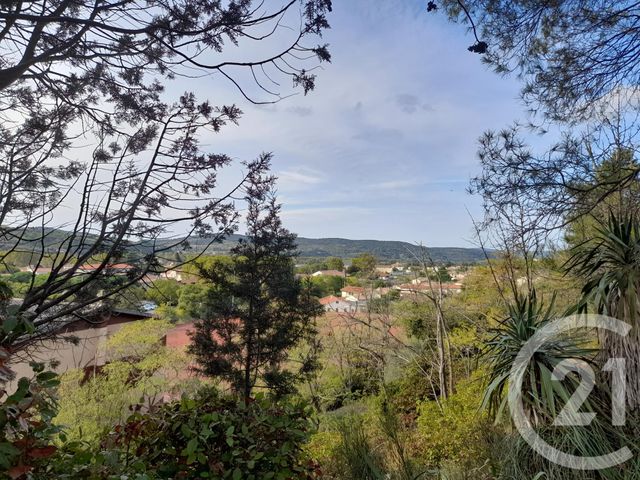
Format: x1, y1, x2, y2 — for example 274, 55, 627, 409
405, 245, 454, 400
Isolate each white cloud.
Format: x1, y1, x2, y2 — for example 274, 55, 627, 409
277, 168, 325, 190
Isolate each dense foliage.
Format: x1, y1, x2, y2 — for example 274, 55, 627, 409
58, 390, 322, 480
3, 380, 321, 479
0, 364, 59, 479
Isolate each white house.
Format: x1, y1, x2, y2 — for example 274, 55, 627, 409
319, 295, 357, 313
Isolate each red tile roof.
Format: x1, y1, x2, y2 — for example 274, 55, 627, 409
164, 323, 195, 348
341, 286, 365, 294
319, 295, 341, 305
79, 263, 133, 272
164, 320, 233, 348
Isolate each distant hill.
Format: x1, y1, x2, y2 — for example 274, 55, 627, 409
189, 235, 487, 264
0, 229, 488, 264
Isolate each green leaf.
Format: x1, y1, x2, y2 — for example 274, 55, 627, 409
181, 423, 192, 437
2, 316, 17, 333
539, 363, 556, 417
185, 437, 198, 456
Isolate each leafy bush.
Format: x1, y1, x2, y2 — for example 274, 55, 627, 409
305, 429, 342, 476
6, 272, 33, 284
145, 278, 183, 306
320, 359, 381, 411
58, 389, 322, 479
415, 375, 497, 475
384, 362, 436, 424
54, 319, 192, 444
308, 275, 344, 297
0, 363, 60, 480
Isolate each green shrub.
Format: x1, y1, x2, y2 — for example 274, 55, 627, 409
0, 363, 60, 480
53, 389, 322, 479
305, 429, 343, 478
54, 319, 192, 445
6, 271, 33, 284
496, 427, 634, 480
415, 375, 496, 474
5, 380, 321, 479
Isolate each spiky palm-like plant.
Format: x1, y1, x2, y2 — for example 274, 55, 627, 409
482, 293, 630, 479
566, 213, 640, 409
483, 291, 596, 425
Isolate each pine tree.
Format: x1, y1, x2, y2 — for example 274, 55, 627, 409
189, 167, 322, 399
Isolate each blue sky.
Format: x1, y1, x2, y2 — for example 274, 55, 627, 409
199, 1, 528, 247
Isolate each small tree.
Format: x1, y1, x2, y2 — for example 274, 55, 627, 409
567, 213, 640, 409
189, 169, 322, 398
350, 253, 377, 278
326, 257, 345, 272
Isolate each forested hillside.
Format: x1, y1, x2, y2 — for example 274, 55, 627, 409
0, 229, 488, 264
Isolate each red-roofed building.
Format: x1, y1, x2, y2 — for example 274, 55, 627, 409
341, 286, 365, 296
340, 285, 368, 302
164, 322, 195, 349
164, 321, 232, 349
319, 295, 357, 313
78, 263, 134, 274
319, 295, 340, 305
6, 308, 154, 393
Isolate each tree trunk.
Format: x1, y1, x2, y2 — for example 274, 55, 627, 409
602, 326, 640, 410
436, 309, 449, 400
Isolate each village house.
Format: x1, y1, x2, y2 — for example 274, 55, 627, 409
339, 286, 369, 311
78, 263, 134, 274
7, 308, 154, 393
319, 295, 357, 313
340, 285, 366, 301
375, 266, 394, 275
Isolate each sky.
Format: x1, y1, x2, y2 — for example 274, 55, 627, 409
191, 1, 529, 247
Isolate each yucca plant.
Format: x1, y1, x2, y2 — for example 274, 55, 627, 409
565, 212, 640, 409
482, 291, 596, 426
498, 429, 626, 480
483, 289, 635, 479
